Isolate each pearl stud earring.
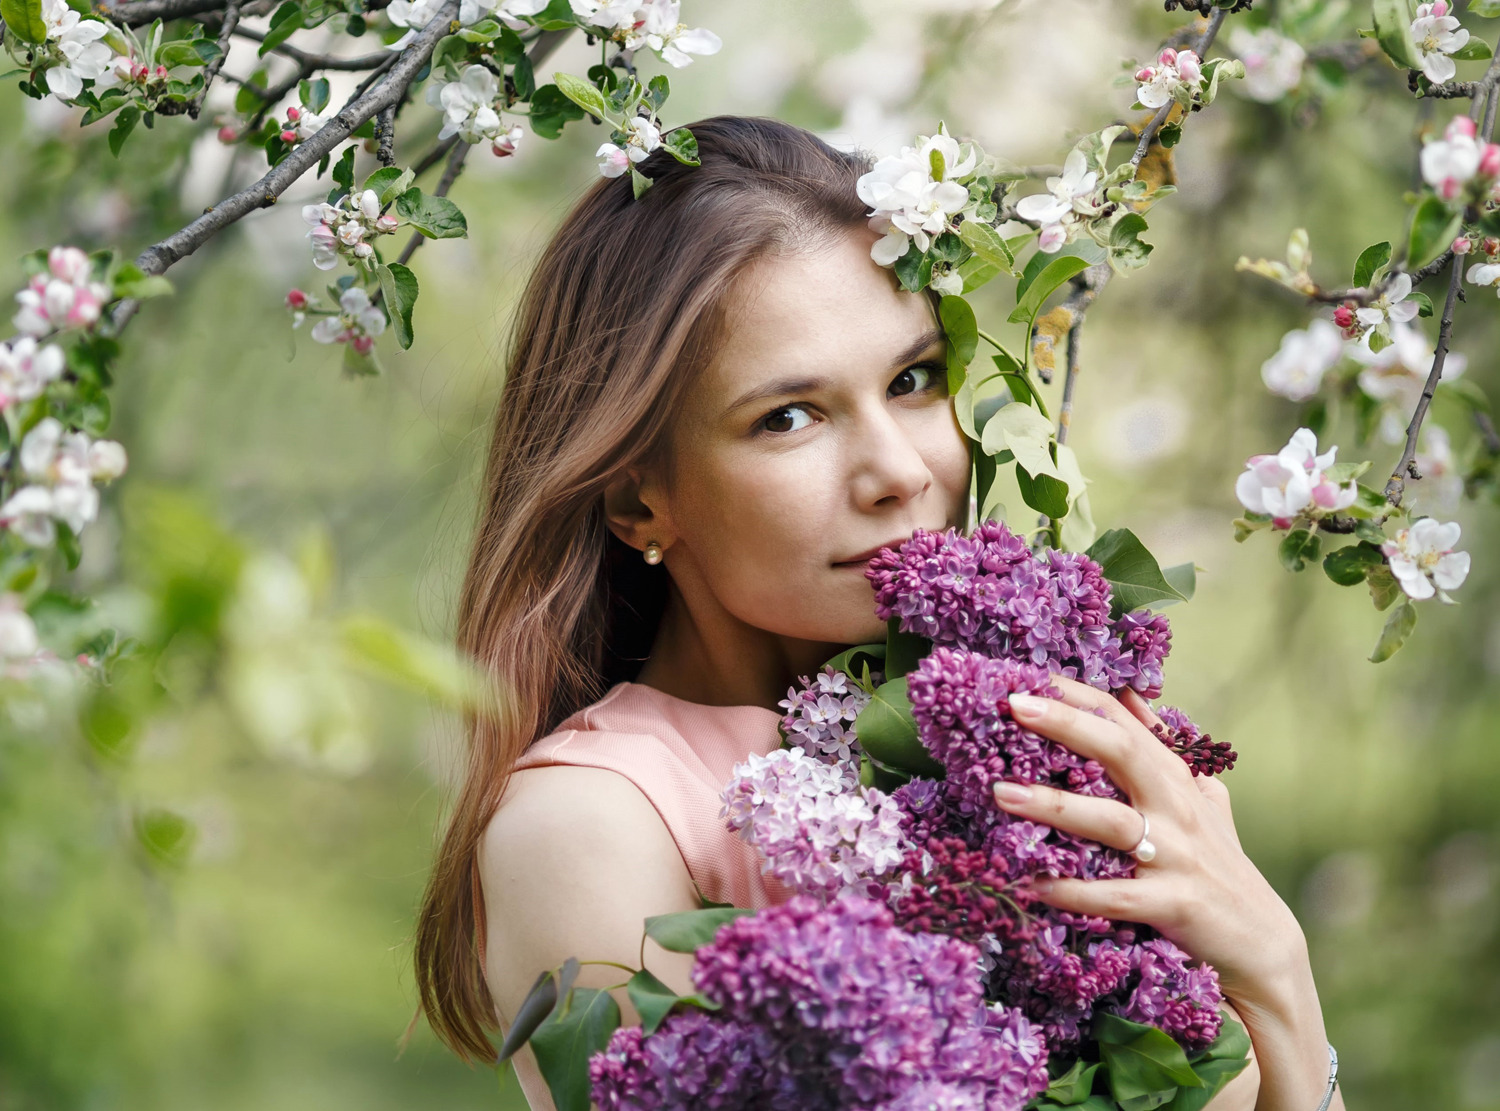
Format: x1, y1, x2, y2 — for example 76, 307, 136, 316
643, 541, 664, 565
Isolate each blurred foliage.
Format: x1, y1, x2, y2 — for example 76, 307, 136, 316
0, 1, 1498, 1109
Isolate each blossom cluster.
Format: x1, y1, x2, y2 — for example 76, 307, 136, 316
1419, 115, 1500, 204
777, 664, 875, 763
589, 894, 1052, 1110
1234, 427, 1357, 524
1410, 1, 1470, 84
597, 116, 664, 178
426, 65, 524, 155
1382, 518, 1470, 602
1227, 26, 1305, 103
1133, 47, 1203, 110
721, 747, 905, 899
569, 0, 722, 69
302, 191, 401, 272
385, 0, 548, 52
0, 417, 127, 548
1014, 150, 1102, 256
36, 0, 118, 102
13, 247, 109, 337
287, 287, 387, 354
864, 520, 1170, 699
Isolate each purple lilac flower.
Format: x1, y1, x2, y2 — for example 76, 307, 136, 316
589, 895, 1051, 1111
778, 665, 877, 764
1153, 704, 1238, 776
720, 748, 906, 899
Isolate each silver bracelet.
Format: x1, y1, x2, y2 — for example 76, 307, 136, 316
1314, 1043, 1339, 1111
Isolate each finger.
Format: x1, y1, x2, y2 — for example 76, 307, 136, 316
1118, 687, 1165, 732
1050, 677, 1195, 787
1020, 875, 1163, 925
992, 779, 1148, 854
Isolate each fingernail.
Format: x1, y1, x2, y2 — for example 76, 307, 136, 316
993, 781, 1033, 805
1028, 877, 1055, 894
1008, 693, 1045, 719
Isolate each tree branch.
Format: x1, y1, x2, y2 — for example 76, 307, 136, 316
105, 0, 233, 27
1129, 9, 1229, 168
186, 0, 239, 119
230, 26, 396, 71
1384, 250, 1463, 504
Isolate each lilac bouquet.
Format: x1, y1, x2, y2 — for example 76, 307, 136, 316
500, 522, 1247, 1111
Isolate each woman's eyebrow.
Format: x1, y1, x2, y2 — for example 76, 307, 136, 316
723, 327, 947, 417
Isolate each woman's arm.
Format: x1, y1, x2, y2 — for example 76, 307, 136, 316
992, 681, 1343, 1111
479, 764, 704, 1111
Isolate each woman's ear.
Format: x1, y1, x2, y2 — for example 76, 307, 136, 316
602, 465, 676, 554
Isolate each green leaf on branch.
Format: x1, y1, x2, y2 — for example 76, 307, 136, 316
643, 907, 753, 953
958, 220, 1016, 274
395, 188, 468, 239
1323, 541, 1386, 586
1472, 0, 1500, 16
109, 107, 141, 157
1084, 529, 1189, 614
820, 642, 886, 685
1373, 0, 1420, 69
1043, 1058, 1102, 1105
110, 261, 172, 301
527, 83, 587, 138
626, 969, 719, 1036
1407, 290, 1433, 317
1278, 528, 1321, 572
496, 968, 560, 1064
1160, 562, 1197, 605
533, 0, 577, 29
1094, 1012, 1203, 1105
530, 987, 620, 1111
662, 126, 699, 166
552, 70, 612, 121
1369, 599, 1417, 662
1323, 459, 1371, 484
134, 806, 196, 868
1158, 122, 1182, 148
377, 262, 418, 350
1367, 565, 1403, 610
1010, 254, 1092, 324
363, 164, 413, 205
259, 0, 306, 56
1450, 39, 1494, 60
853, 676, 945, 778
884, 616, 930, 680
157, 40, 210, 68
1408, 194, 1461, 270
980, 401, 1057, 478
1017, 463, 1070, 519
939, 295, 978, 366
630, 165, 653, 199
1107, 212, 1153, 272
299, 76, 330, 113
1352, 241, 1391, 288
1, 0, 47, 41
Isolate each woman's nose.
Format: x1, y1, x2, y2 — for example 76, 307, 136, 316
849, 408, 933, 509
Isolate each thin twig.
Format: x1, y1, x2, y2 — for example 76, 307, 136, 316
1128, 9, 1229, 168
186, 0, 239, 119
375, 104, 397, 166
230, 26, 395, 71
1475, 410, 1500, 455
1385, 252, 1464, 504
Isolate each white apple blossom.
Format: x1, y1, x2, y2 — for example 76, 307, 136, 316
1466, 258, 1500, 293
40, 0, 115, 102
490, 0, 549, 28
855, 124, 976, 266
13, 245, 111, 337
594, 115, 662, 179
385, 0, 459, 50
0, 336, 66, 410
622, 0, 723, 68
0, 486, 58, 547
0, 418, 124, 545
492, 122, 524, 157
1228, 27, 1306, 103
0, 595, 40, 661
569, 0, 639, 30
1353, 271, 1421, 349
1419, 115, 1496, 200
1134, 47, 1203, 110
310, 287, 387, 353
1410, 1, 1470, 85
284, 105, 326, 142
1382, 517, 1470, 601
595, 142, 631, 178
426, 65, 503, 144
1235, 427, 1358, 523
301, 190, 397, 272
1260, 317, 1343, 402
1013, 148, 1099, 255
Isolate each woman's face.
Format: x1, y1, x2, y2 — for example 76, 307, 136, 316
643, 226, 971, 649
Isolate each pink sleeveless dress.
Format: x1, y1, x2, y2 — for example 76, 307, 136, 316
509, 680, 794, 909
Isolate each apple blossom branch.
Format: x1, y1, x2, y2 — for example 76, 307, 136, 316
1129, 8, 1229, 169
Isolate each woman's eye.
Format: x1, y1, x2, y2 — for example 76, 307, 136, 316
890, 363, 939, 398
760, 405, 813, 434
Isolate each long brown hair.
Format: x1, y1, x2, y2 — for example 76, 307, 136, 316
413, 115, 877, 1061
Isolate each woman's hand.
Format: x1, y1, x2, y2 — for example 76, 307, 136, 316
993, 678, 1343, 1111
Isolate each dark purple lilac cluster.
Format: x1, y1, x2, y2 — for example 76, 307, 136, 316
1153, 705, 1238, 777
865, 520, 1172, 698
588, 894, 1051, 1111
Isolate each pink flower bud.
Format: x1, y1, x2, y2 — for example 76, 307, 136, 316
1482, 144, 1500, 177
48, 245, 90, 283
154, 65, 167, 80
1158, 47, 1178, 67
1453, 235, 1473, 255
286, 105, 301, 122
218, 125, 237, 143
351, 335, 375, 355
1177, 50, 1202, 85
1134, 66, 1156, 83
1333, 304, 1356, 329
133, 62, 149, 81
375, 214, 399, 232
1271, 516, 1293, 531
285, 289, 308, 310
1486, 237, 1500, 257
66, 288, 101, 328
1441, 177, 1461, 201
1433, 0, 1449, 15
1446, 115, 1477, 141
281, 129, 298, 144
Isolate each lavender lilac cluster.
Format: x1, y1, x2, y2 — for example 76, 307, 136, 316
865, 520, 1171, 698
589, 894, 1051, 1111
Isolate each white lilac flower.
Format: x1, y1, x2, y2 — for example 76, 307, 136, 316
1013, 148, 1099, 254
0, 595, 40, 661
1228, 26, 1306, 103
622, 0, 722, 67
0, 336, 66, 410
1260, 317, 1343, 402
13, 246, 110, 337
1235, 427, 1358, 523
40, 0, 115, 102
856, 123, 977, 266
1347, 319, 1467, 440
309, 286, 386, 353
1134, 47, 1203, 110
1411, 1, 1470, 85
426, 65, 502, 144
720, 746, 906, 900
1354, 271, 1421, 348
1420, 115, 1487, 200
1382, 517, 1469, 600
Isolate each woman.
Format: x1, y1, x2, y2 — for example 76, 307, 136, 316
413, 115, 1342, 1110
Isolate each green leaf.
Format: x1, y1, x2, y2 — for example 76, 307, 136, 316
1278, 528, 1322, 572
134, 806, 197, 868
853, 676, 945, 778
108, 107, 141, 157
1322, 541, 1386, 586
625, 969, 718, 1036
1367, 565, 1403, 610
884, 616, 929, 680
111, 261, 172, 301
1323, 459, 1371, 483
819, 642, 886, 682
1084, 529, 1188, 613
1372, 0, 1420, 68
1017, 463, 1070, 518
1369, 599, 1417, 662
496, 968, 560, 1064
377, 262, 418, 350
1472, 0, 1500, 16
958, 220, 1016, 274
527, 84, 587, 138
1352, 241, 1391, 288
552, 70, 612, 120
643, 907, 753, 952
1160, 562, 1197, 605
980, 401, 1057, 478
1157, 122, 1182, 148
157, 40, 209, 68
939, 295, 978, 365
328, 146, 356, 201
1094, 1012, 1204, 1104
662, 126, 698, 166
1044, 1057, 1101, 1104
530, 987, 621, 1111
1010, 254, 1092, 324
299, 75, 330, 113
1107, 213, 1153, 273
1, 0, 47, 42
395, 188, 468, 239
259, 0, 306, 55
1408, 195, 1461, 270
1450, 38, 1494, 60
363, 164, 413, 205
1409, 290, 1434, 318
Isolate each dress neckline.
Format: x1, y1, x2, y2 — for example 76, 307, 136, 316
614, 679, 784, 720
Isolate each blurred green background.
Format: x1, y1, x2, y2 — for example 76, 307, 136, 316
2, 0, 1497, 1108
